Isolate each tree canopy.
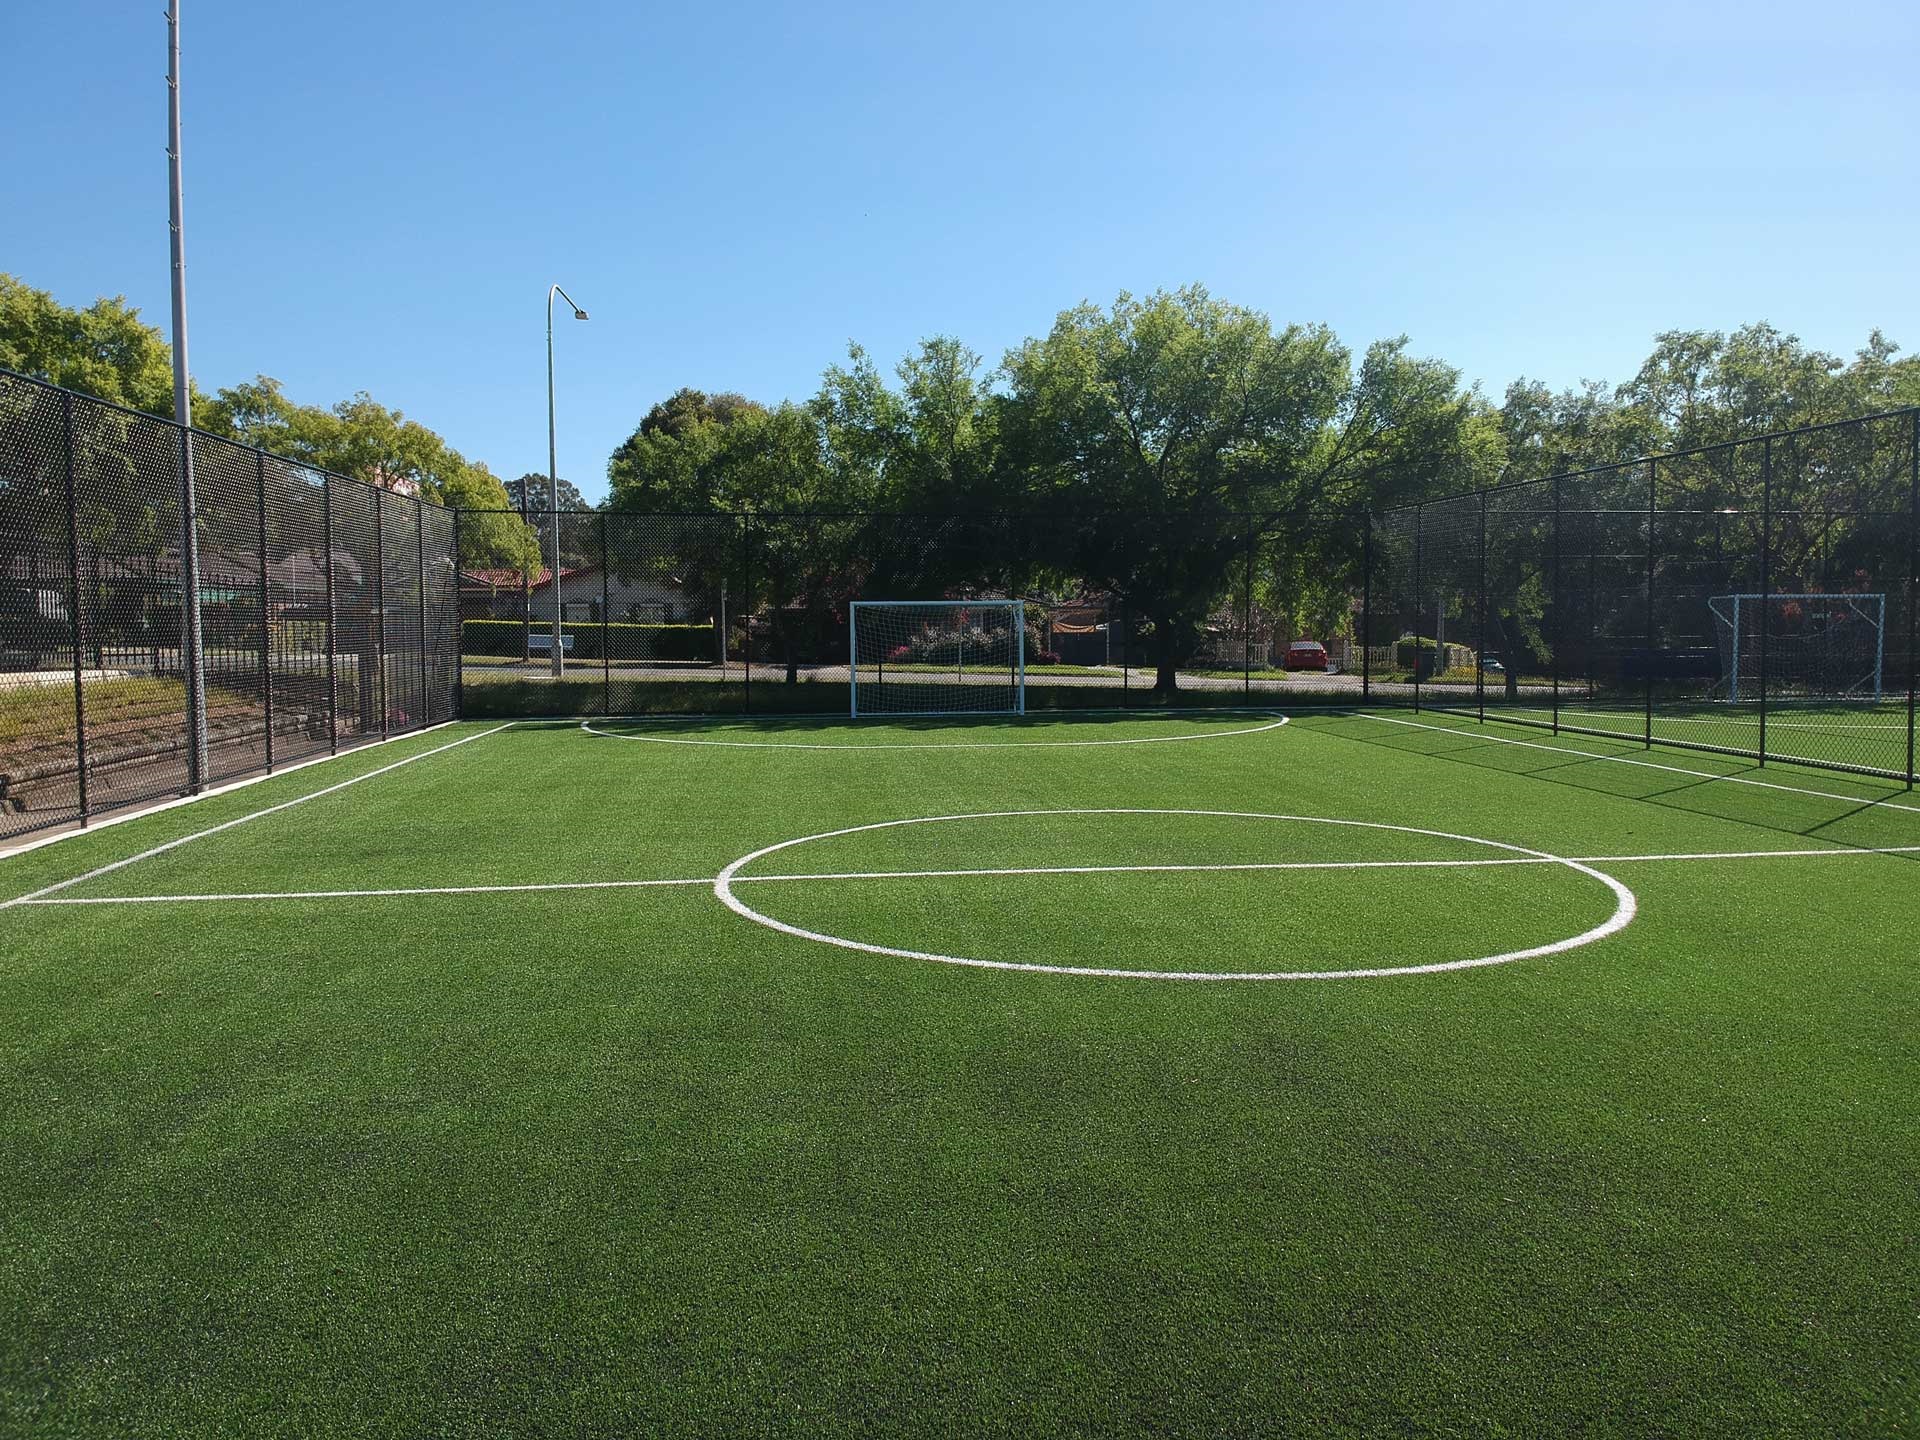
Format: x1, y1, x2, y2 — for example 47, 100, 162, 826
2, 276, 537, 576
1, 274, 189, 417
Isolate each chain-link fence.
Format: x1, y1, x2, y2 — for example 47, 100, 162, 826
455, 509, 1369, 720
14, 364, 1909, 838
0, 367, 461, 842
1368, 409, 1919, 781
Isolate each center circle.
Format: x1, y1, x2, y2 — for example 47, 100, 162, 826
712, 809, 1638, 981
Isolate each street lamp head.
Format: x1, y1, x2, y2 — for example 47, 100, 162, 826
573, 308, 590, 321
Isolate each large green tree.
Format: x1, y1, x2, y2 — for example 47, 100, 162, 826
0, 274, 190, 416
503, 473, 592, 513
998, 287, 1490, 689
200, 377, 537, 574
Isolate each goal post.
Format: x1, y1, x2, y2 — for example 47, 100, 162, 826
1708, 593, 1885, 703
850, 600, 1026, 717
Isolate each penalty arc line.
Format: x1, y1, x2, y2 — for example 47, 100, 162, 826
0, 723, 517, 913
16, 840, 1920, 907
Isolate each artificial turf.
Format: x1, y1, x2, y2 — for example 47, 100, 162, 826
1, 710, 1916, 1436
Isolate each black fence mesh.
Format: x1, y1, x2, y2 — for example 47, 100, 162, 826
13, 363, 1907, 836
455, 508, 1373, 719
0, 368, 461, 843
1371, 409, 1920, 782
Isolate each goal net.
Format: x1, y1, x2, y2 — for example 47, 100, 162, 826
1708, 593, 1885, 703
850, 600, 1026, 717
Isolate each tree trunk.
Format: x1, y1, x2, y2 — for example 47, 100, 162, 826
1153, 615, 1180, 693
1497, 612, 1525, 700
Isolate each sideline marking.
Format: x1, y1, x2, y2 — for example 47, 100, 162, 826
0, 719, 462, 862
1361, 714, 1920, 816
20, 840, 1920, 908
712, 809, 1638, 982
0, 724, 515, 913
579, 715, 1290, 750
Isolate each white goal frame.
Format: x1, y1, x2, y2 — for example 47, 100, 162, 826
1708, 592, 1885, 703
849, 600, 1026, 718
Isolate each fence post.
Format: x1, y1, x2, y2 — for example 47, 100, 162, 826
1644, 458, 1657, 750
63, 392, 90, 823
1360, 512, 1372, 703
1759, 437, 1772, 767
1119, 522, 1130, 706
519, 487, 532, 665
1907, 411, 1917, 789
322, 472, 338, 753
256, 451, 274, 770
742, 515, 752, 716
1413, 503, 1424, 713
415, 495, 429, 731
1551, 471, 1562, 735
177, 427, 207, 792
1243, 519, 1253, 698
601, 512, 612, 717
1476, 492, 1487, 722
452, 509, 464, 720
374, 489, 388, 738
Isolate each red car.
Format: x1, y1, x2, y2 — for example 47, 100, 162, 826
1283, 639, 1329, 671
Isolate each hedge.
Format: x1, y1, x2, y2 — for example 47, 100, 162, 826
462, 618, 716, 662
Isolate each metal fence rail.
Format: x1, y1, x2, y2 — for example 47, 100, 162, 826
1367, 409, 1920, 784
10, 364, 1911, 841
0, 367, 461, 842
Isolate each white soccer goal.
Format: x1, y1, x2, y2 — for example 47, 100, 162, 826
849, 600, 1026, 717
1708, 593, 1885, 703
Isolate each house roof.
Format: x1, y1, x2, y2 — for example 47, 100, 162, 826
460, 565, 586, 591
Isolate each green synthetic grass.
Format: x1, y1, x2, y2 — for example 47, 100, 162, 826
2, 710, 1917, 1437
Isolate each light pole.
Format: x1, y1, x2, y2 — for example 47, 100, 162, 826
166, 0, 207, 788
547, 284, 588, 678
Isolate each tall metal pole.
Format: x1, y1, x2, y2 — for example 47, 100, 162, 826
166, 0, 207, 791
546, 284, 589, 680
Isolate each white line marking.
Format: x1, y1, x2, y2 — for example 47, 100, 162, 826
0, 719, 462, 861
579, 716, 1290, 750
25, 875, 714, 905
0, 724, 515, 913
1362, 714, 1920, 815
22, 840, 1920, 908
712, 809, 1638, 981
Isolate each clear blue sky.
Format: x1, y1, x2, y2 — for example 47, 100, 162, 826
8, 0, 1916, 502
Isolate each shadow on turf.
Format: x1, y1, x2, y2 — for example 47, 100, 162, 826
1294, 712, 1920, 862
